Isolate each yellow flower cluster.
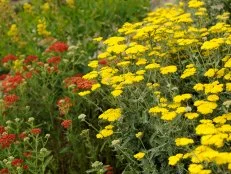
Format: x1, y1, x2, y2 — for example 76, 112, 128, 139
133, 152, 145, 160
180, 64, 196, 79
23, 3, 33, 13
96, 125, 114, 139
7, 24, 19, 42
175, 137, 194, 146
98, 108, 122, 122
80, 0, 231, 172
37, 19, 51, 37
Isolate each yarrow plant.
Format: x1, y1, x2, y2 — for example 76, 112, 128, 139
71, 0, 231, 173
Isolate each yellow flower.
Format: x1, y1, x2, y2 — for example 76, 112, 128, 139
135, 132, 144, 139
145, 63, 160, 70
117, 61, 130, 67
201, 38, 224, 50
196, 123, 218, 135
136, 70, 146, 75
175, 137, 194, 146
193, 83, 204, 91
188, 0, 204, 8
91, 83, 101, 91
134, 152, 145, 160
66, 0, 75, 8
98, 52, 110, 59
104, 37, 125, 46
226, 83, 231, 92
201, 134, 228, 148
224, 58, 231, 68
7, 24, 19, 42
105, 125, 114, 130
194, 100, 217, 114
88, 60, 98, 68
78, 91, 91, 96
184, 112, 199, 119
160, 65, 177, 75
37, 19, 51, 37
111, 89, 123, 97
176, 107, 186, 114
98, 108, 121, 122
41, 2, 50, 12
96, 128, 113, 139
161, 111, 177, 121
180, 66, 196, 79
204, 68, 218, 77
125, 45, 147, 54
107, 44, 127, 54
83, 71, 98, 80
13, 59, 23, 72
188, 164, 211, 174
93, 37, 103, 42
136, 58, 147, 65
173, 94, 192, 103
23, 3, 33, 13
207, 95, 219, 102
168, 153, 183, 166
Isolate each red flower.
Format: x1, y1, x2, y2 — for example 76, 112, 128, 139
31, 128, 41, 135
99, 59, 108, 65
57, 97, 72, 115
3, 94, 19, 106
23, 165, 28, 170
23, 152, 32, 158
24, 71, 33, 79
11, 158, 23, 167
37, 61, 44, 66
46, 42, 68, 53
2, 74, 23, 93
0, 74, 7, 81
24, 55, 38, 64
1, 54, 17, 64
64, 76, 93, 91
61, 120, 72, 129
0, 168, 9, 174
105, 165, 114, 174
18, 132, 27, 139
47, 56, 61, 64
0, 134, 16, 149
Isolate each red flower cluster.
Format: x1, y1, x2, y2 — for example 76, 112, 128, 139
46, 42, 68, 53
1, 54, 17, 64
0, 134, 16, 149
0, 168, 8, 174
105, 165, 114, 174
18, 132, 27, 140
99, 59, 108, 65
31, 128, 41, 135
0, 74, 7, 81
61, 120, 72, 129
23, 152, 32, 158
64, 75, 94, 91
2, 74, 23, 93
57, 97, 72, 115
24, 55, 38, 64
47, 56, 61, 64
3, 94, 19, 106
11, 158, 23, 167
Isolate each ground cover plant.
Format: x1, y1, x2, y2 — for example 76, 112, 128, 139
0, 0, 231, 173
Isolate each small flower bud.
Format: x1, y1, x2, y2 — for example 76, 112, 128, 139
28, 117, 35, 122
78, 114, 86, 121
15, 118, 20, 122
